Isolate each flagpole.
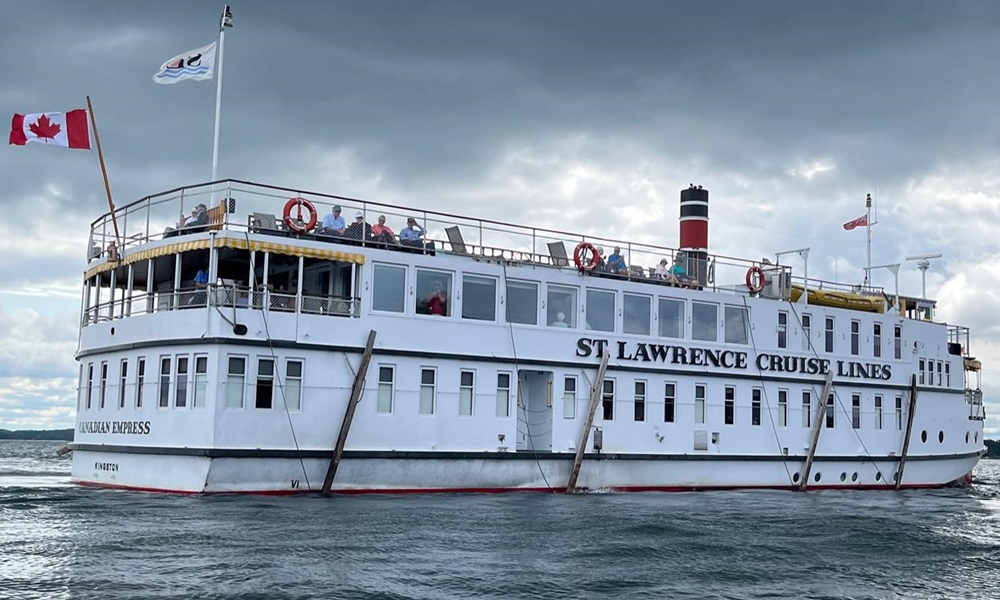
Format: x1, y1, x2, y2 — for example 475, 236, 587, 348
211, 5, 232, 182
864, 193, 872, 287
86, 95, 121, 254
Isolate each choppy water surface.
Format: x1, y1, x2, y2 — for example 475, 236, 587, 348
2, 441, 999, 599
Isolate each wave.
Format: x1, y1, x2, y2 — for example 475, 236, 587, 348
155, 68, 211, 78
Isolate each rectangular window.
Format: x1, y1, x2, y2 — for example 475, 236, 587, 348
602, 379, 615, 420
926, 360, 934, 386
158, 357, 171, 408
802, 391, 811, 428
623, 293, 652, 335
724, 306, 749, 345
751, 388, 762, 426
377, 366, 394, 414
945, 362, 951, 387
372, 263, 406, 313
175, 356, 189, 408
77, 364, 84, 411
118, 359, 128, 409
724, 386, 735, 425
777, 311, 787, 349
801, 314, 812, 351
99, 361, 108, 409
459, 370, 475, 416
86, 363, 94, 410
136, 358, 145, 409
562, 376, 576, 419
873, 323, 882, 358
547, 284, 577, 328
919, 359, 925, 384
415, 269, 453, 317
664, 382, 676, 423
193, 355, 208, 408
692, 302, 718, 342
255, 358, 274, 410
497, 372, 511, 418
825, 394, 835, 428
825, 317, 835, 353
225, 356, 246, 409
658, 298, 685, 338
284, 360, 302, 410
462, 274, 497, 321
586, 289, 616, 332
895, 396, 903, 430
506, 280, 538, 325
695, 384, 706, 424
850, 320, 860, 356
937, 361, 942, 386
634, 380, 646, 422
894, 325, 902, 359
851, 393, 861, 429
777, 389, 787, 427
874, 395, 883, 430
420, 368, 435, 415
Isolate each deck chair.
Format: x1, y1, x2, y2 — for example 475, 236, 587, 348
547, 241, 570, 266
249, 212, 280, 232
205, 200, 227, 231
445, 226, 468, 254
628, 265, 646, 280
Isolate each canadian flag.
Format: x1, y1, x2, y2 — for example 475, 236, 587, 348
9, 110, 91, 149
842, 214, 868, 231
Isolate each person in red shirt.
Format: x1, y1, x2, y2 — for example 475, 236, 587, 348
426, 282, 447, 316
371, 215, 396, 244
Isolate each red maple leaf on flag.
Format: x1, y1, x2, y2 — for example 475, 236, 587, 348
29, 114, 61, 140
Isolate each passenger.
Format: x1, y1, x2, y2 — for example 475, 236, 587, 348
344, 211, 372, 241
371, 215, 396, 244
670, 254, 692, 286
607, 246, 627, 274
189, 266, 209, 306
321, 205, 346, 235
399, 217, 426, 246
163, 206, 202, 238
551, 312, 569, 328
654, 258, 670, 279
590, 246, 606, 271
426, 281, 448, 316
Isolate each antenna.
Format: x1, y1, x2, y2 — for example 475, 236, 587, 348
904, 253, 943, 299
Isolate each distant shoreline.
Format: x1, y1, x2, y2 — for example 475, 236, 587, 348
0, 429, 74, 441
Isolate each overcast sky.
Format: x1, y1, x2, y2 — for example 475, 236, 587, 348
2, 0, 1000, 435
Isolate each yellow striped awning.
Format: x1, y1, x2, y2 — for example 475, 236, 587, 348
84, 237, 365, 279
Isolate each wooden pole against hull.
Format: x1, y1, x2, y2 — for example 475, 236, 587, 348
798, 371, 833, 491
322, 329, 377, 495
566, 350, 610, 493
895, 374, 919, 490
86, 95, 120, 254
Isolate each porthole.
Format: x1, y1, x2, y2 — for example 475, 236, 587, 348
840, 472, 846, 482
876, 472, 882, 481
920, 430, 927, 443
938, 431, 944, 444
966, 431, 970, 444
975, 432, 979, 444
851, 472, 858, 482
110, 327, 115, 335
814, 472, 821, 483
792, 472, 800, 483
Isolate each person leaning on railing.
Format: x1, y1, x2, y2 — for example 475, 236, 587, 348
163, 203, 209, 238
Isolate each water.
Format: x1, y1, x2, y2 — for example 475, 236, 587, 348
2, 441, 999, 600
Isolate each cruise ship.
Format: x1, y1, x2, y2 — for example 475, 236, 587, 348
69, 180, 987, 493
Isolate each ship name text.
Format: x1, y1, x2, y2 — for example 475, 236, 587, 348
78, 420, 152, 435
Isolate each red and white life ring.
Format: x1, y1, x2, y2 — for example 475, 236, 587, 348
282, 197, 318, 233
573, 242, 598, 272
746, 266, 766, 294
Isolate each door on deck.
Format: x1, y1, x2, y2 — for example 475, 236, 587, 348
516, 370, 553, 451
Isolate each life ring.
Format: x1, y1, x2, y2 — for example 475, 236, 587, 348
282, 197, 318, 233
746, 266, 766, 294
573, 242, 598, 272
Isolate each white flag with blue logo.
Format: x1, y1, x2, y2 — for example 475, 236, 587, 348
152, 42, 217, 85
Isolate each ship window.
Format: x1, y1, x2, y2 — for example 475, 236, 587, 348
825, 317, 835, 353
562, 376, 576, 419
99, 361, 108, 409
919, 359, 925, 384
777, 311, 788, 349
77, 364, 84, 412
634, 380, 646, 422
586, 289, 616, 332
225, 356, 246, 409
372, 264, 406, 313
119, 359, 128, 409
175, 357, 189, 408
937, 361, 942, 386
724, 386, 735, 425
158, 357, 171, 408
752, 388, 762, 426
497, 372, 512, 418
874, 395, 883, 429
801, 314, 812, 351
284, 360, 303, 411
255, 358, 274, 410
420, 368, 436, 415
459, 370, 475, 416
602, 379, 615, 420
193, 355, 208, 408
664, 382, 676, 423
462, 274, 497, 321
802, 391, 811, 428
695, 384, 706, 424
505, 280, 538, 325
873, 323, 882, 358
692, 302, 718, 342
547, 285, 577, 328
136, 358, 146, 409
415, 269, 453, 317
895, 395, 903, 430
851, 394, 861, 429
623, 293, 651, 336
777, 389, 788, 427
850, 320, 860, 356
657, 298, 684, 339
377, 365, 394, 414
724, 306, 748, 345
894, 325, 902, 359
945, 362, 950, 387
825, 394, 835, 428
86, 363, 94, 410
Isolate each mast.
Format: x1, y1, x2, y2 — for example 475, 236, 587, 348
864, 192, 872, 286
211, 5, 233, 182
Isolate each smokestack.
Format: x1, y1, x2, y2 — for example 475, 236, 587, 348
679, 184, 709, 286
